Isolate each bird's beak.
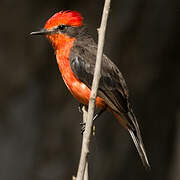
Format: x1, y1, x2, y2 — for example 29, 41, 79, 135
30, 28, 52, 35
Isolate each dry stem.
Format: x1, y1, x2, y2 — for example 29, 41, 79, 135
76, 0, 111, 179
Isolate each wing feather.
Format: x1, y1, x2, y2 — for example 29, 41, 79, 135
70, 44, 129, 114
70, 43, 150, 168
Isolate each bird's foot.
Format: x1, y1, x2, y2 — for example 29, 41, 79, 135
78, 103, 84, 113
80, 121, 86, 135
79, 107, 105, 135
93, 108, 105, 122
80, 121, 96, 136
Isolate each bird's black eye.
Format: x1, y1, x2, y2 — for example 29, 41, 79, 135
57, 25, 66, 31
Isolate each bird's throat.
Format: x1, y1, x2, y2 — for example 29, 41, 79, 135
48, 34, 105, 108
46, 33, 75, 53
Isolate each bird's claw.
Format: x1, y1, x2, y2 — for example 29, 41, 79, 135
93, 108, 105, 122
80, 122, 86, 134
78, 103, 83, 113
80, 108, 105, 135
80, 122, 96, 136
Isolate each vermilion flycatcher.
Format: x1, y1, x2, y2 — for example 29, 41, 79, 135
31, 10, 150, 169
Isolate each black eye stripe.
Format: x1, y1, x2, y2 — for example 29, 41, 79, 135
57, 25, 66, 31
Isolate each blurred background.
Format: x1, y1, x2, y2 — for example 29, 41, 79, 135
0, 0, 179, 179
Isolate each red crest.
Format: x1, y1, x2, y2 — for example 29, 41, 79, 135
45, 10, 83, 29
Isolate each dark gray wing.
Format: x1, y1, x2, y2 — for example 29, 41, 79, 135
70, 45, 130, 114
70, 44, 150, 169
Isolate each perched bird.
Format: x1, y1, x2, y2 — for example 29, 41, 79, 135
31, 10, 150, 169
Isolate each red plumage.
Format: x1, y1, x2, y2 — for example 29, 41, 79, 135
45, 11, 83, 29
31, 10, 150, 169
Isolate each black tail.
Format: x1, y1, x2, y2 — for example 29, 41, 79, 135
128, 128, 150, 169
127, 111, 150, 170
112, 109, 150, 169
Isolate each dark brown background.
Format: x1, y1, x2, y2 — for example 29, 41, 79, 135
0, 0, 179, 179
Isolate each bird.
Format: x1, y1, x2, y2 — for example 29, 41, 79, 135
31, 10, 150, 169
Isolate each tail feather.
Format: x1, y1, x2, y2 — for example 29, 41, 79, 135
127, 110, 150, 170
112, 110, 150, 169
128, 128, 150, 170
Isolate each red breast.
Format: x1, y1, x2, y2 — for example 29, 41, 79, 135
46, 31, 105, 108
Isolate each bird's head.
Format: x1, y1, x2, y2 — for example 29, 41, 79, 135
31, 10, 84, 50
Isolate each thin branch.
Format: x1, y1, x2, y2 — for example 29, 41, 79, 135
73, 106, 89, 180
82, 106, 89, 180
76, 0, 111, 180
